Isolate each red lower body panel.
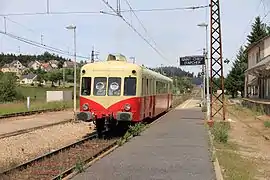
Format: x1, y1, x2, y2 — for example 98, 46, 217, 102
79, 93, 172, 122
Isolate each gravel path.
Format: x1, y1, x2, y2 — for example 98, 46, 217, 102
0, 121, 94, 172
0, 111, 74, 135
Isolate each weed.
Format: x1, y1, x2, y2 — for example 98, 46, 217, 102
117, 123, 147, 146
56, 175, 63, 180
201, 105, 207, 112
264, 121, 270, 128
75, 158, 85, 173
128, 123, 146, 137
211, 122, 230, 143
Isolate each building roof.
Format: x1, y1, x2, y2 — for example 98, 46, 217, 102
246, 55, 270, 75
246, 35, 270, 53
21, 73, 37, 80
28, 60, 41, 67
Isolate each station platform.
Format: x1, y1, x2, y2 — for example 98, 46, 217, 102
72, 99, 216, 180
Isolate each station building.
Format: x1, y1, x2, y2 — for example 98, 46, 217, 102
244, 35, 270, 113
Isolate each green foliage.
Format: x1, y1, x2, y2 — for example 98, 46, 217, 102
247, 16, 270, 45
211, 122, 230, 143
201, 105, 207, 112
172, 76, 193, 94
0, 51, 69, 67
75, 158, 85, 173
264, 121, 270, 128
0, 73, 24, 102
128, 123, 146, 136
117, 123, 147, 146
225, 46, 247, 98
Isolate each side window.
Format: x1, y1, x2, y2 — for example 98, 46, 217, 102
94, 77, 107, 96
146, 79, 149, 95
108, 77, 121, 96
81, 77, 91, 96
142, 78, 144, 96
124, 77, 137, 96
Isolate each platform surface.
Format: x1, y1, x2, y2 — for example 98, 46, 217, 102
72, 99, 216, 180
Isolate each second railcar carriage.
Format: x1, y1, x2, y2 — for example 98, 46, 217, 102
77, 54, 173, 135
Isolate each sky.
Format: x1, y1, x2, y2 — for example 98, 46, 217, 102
0, 0, 269, 76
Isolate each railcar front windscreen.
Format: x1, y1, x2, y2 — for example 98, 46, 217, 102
124, 77, 136, 96
108, 77, 121, 96
94, 77, 107, 96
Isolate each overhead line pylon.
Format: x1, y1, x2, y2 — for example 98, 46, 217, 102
209, 0, 226, 124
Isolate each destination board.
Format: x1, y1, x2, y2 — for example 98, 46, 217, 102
179, 55, 205, 66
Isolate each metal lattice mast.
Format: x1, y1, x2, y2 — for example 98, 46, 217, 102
210, 0, 226, 121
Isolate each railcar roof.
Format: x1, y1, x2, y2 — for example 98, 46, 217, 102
82, 61, 172, 82
81, 54, 172, 82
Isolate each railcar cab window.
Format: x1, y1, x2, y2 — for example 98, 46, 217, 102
124, 77, 137, 96
108, 77, 121, 96
81, 77, 91, 96
94, 77, 107, 96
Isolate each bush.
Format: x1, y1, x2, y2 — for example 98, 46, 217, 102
264, 121, 270, 128
0, 73, 23, 103
201, 105, 207, 112
211, 122, 230, 143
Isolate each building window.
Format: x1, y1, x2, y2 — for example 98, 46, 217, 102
124, 77, 136, 96
108, 77, 121, 96
256, 52, 260, 63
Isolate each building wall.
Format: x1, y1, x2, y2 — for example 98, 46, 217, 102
248, 46, 260, 68
264, 37, 270, 57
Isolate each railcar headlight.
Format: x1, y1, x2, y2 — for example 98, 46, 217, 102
82, 103, 89, 111
124, 103, 131, 111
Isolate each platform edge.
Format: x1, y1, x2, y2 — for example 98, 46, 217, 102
207, 128, 224, 180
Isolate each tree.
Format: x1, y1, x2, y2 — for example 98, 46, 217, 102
225, 46, 247, 98
0, 73, 23, 102
247, 16, 269, 46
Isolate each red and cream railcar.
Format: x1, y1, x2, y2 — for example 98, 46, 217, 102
77, 54, 173, 133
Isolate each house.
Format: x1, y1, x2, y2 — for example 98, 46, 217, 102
41, 63, 53, 72
20, 73, 37, 85
1, 60, 26, 76
49, 60, 59, 69
63, 60, 77, 68
244, 35, 270, 99
28, 60, 41, 70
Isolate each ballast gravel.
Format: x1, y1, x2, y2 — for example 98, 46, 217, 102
0, 121, 94, 172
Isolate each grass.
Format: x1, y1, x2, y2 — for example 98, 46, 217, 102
0, 86, 80, 115
118, 123, 147, 146
210, 122, 230, 143
215, 142, 256, 180
264, 121, 270, 128
208, 118, 256, 179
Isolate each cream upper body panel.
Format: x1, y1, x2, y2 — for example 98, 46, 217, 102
79, 54, 173, 105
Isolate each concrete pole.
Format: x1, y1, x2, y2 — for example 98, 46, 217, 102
202, 64, 206, 105
73, 27, 77, 121
205, 25, 210, 121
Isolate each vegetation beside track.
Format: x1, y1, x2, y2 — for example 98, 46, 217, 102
0, 85, 80, 115
206, 102, 270, 180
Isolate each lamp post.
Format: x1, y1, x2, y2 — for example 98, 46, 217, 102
197, 22, 210, 121
66, 25, 77, 120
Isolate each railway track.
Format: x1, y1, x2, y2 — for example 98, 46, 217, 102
0, 108, 69, 120
0, 131, 117, 180
0, 119, 73, 139
226, 104, 270, 141
0, 95, 191, 180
